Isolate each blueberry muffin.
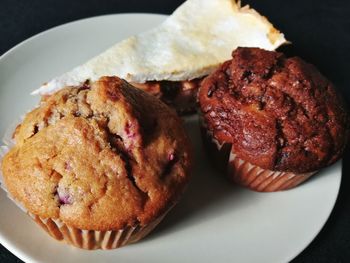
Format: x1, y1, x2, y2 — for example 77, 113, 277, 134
1, 76, 192, 249
198, 47, 349, 192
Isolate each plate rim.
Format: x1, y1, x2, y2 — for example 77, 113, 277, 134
0, 12, 167, 60
285, 163, 341, 262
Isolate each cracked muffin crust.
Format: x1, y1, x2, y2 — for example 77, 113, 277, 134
1, 76, 191, 244
198, 47, 348, 191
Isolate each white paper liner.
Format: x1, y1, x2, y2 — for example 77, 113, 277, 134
0, 146, 9, 191
0, 115, 24, 187
0, 115, 30, 212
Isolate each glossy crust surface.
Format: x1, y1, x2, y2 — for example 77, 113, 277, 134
2, 76, 191, 231
199, 47, 349, 173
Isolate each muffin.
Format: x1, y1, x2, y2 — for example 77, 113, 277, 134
198, 47, 349, 192
1, 76, 192, 249
131, 78, 202, 114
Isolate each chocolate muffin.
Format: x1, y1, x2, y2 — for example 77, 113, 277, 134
198, 47, 349, 192
1, 76, 192, 249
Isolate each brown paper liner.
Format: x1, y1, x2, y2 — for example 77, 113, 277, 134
227, 153, 316, 192
28, 211, 168, 250
200, 123, 317, 192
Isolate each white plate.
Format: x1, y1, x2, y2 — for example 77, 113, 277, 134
0, 14, 341, 263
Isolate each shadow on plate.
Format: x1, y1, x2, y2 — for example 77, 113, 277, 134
144, 116, 254, 241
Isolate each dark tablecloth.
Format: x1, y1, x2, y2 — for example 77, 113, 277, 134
0, 0, 349, 262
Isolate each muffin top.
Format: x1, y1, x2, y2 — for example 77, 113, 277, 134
199, 47, 349, 173
2, 76, 191, 231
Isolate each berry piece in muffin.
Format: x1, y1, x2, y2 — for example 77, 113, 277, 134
198, 47, 349, 192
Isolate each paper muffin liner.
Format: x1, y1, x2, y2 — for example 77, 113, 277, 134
0, 146, 8, 191
200, 119, 317, 192
0, 117, 29, 213
226, 152, 316, 192
0, 116, 21, 186
0, 116, 172, 249
27, 208, 169, 250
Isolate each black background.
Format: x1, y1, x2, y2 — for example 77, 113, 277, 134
0, 0, 349, 262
